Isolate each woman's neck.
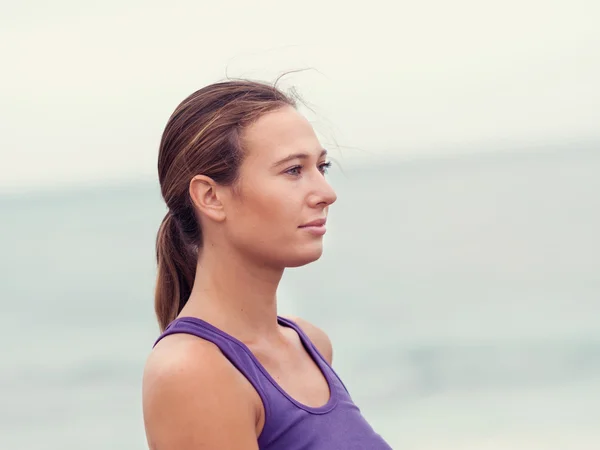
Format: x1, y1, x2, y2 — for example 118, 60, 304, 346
181, 243, 285, 344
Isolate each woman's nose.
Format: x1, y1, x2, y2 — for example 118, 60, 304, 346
309, 177, 337, 207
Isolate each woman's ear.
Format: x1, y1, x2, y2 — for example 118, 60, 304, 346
189, 175, 226, 223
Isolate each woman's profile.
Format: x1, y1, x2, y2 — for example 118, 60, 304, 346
142, 79, 392, 449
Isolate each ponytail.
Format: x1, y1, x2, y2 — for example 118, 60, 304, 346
154, 211, 198, 331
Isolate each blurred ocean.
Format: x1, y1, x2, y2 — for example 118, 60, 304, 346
1, 146, 599, 449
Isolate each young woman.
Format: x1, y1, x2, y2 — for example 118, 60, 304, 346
142, 80, 392, 449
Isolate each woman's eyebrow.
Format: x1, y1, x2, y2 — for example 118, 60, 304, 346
272, 149, 328, 168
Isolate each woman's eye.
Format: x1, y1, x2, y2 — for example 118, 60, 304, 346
319, 161, 332, 174
286, 165, 302, 176
285, 162, 331, 177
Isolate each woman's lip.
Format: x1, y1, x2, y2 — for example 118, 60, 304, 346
300, 218, 327, 228
300, 224, 327, 236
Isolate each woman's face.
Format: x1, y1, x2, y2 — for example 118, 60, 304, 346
222, 105, 337, 268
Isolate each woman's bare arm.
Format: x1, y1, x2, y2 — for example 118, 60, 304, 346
142, 336, 260, 450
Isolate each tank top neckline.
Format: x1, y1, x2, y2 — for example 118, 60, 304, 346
166, 315, 339, 415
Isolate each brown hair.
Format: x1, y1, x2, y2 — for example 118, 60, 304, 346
154, 79, 296, 331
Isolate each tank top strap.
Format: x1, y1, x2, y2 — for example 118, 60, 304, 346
277, 316, 351, 396
153, 317, 273, 420
277, 316, 329, 364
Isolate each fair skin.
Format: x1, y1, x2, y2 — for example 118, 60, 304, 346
142, 105, 338, 450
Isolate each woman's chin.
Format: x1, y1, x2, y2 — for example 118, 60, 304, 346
284, 246, 324, 268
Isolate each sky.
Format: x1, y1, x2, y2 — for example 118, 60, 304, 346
1, 0, 599, 193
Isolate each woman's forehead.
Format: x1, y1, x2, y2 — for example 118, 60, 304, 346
242, 107, 321, 163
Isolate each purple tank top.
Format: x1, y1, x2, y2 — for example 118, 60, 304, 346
154, 316, 393, 450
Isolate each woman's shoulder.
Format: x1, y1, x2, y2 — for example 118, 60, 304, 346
142, 334, 262, 449
282, 315, 334, 365
144, 332, 222, 378
143, 332, 262, 400
142, 334, 245, 408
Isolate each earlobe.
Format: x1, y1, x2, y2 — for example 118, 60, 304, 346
189, 175, 226, 222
